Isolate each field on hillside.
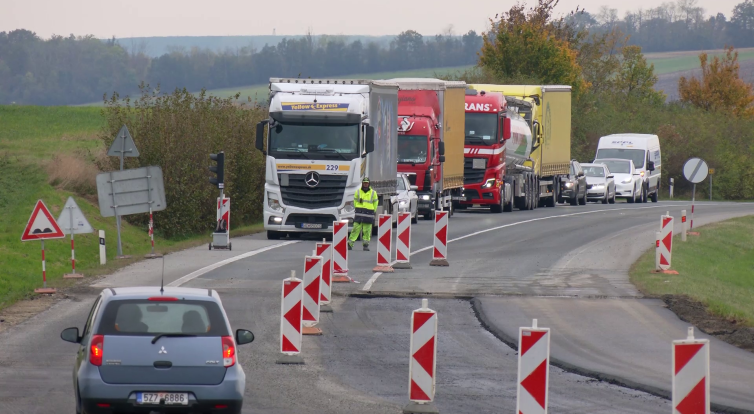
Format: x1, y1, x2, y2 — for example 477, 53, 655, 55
645, 47, 754, 75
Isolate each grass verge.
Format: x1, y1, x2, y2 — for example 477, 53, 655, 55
0, 105, 263, 311
630, 215, 754, 326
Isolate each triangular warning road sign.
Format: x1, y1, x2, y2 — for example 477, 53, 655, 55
21, 200, 65, 241
107, 125, 140, 158
57, 197, 94, 235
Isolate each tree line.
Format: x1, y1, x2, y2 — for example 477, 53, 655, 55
569, 0, 754, 52
0, 29, 483, 106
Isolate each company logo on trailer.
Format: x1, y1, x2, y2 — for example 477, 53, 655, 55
465, 102, 493, 112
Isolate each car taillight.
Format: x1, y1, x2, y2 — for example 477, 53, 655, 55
90, 334, 104, 366
222, 336, 236, 367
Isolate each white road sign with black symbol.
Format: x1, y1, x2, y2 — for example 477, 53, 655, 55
683, 158, 708, 184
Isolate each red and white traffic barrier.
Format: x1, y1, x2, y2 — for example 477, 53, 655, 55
332, 220, 351, 283
681, 210, 687, 242
429, 211, 449, 267
316, 240, 333, 313
516, 319, 550, 414
302, 253, 323, 335
404, 298, 438, 413
145, 208, 163, 258
277, 270, 304, 364
374, 214, 394, 273
673, 327, 710, 414
659, 214, 674, 271
394, 212, 412, 270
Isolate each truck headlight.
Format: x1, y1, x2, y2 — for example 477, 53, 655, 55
267, 191, 284, 213
420, 195, 431, 201
339, 201, 354, 215
482, 178, 495, 188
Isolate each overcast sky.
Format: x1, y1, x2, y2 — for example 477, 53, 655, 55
1, 0, 743, 38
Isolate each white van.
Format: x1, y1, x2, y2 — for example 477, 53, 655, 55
594, 134, 661, 202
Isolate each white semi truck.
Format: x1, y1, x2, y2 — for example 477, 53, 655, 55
256, 78, 399, 240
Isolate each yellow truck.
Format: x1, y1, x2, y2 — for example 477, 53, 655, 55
468, 84, 572, 209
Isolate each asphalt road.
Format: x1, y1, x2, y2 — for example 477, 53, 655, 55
0, 200, 752, 413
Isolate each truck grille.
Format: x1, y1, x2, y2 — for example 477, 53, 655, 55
279, 174, 347, 209
464, 158, 486, 185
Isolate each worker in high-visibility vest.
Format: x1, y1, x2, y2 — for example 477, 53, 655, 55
348, 177, 378, 251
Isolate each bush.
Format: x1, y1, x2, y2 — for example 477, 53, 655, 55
100, 84, 267, 238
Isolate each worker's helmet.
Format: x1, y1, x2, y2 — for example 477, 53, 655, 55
362, 177, 370, 183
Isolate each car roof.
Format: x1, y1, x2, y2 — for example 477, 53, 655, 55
581, 163, 606, 168
594, 158, 633, 164
102, 286, 219, 302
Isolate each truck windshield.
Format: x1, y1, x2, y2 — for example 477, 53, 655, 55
398, 135, 428, 163
465, 113, 498, 146
269, 121, 359, 159
596, 149, 645, 168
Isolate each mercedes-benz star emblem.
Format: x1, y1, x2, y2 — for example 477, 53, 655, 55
159, 346, 167, 354
305, 171, 320, 188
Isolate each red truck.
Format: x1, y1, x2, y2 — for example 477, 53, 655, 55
459, 90, 513, 212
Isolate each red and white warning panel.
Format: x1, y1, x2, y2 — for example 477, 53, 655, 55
332, 220, 351, 283
374, 214, 394, 273
302, 254, 323, 335
316, 241, 333, 306
407, 299, 438, 403
516, 319, 550, 414
673, 327, 710, 414
659, 214, 674, 270
21, 200, 65, 241
279, 271, 303, 356
395, 212, 412, 269
429, 211, 449, 267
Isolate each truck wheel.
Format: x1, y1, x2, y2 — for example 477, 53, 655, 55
642, 185, 648, 203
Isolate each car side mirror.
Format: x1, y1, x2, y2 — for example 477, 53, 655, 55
365, 126, 375, 154
61, 327, 80, 344
236, 329, 255, 345
439, 155, 446, 163
647, 160, 655, 171
633, 173, 641, 176
578, 172, 584, 177
256, 120, 268, 154
502, 117, 511, 140
410, 185, 418, 191
607, 174, 614, 179
438, 141, 445, 156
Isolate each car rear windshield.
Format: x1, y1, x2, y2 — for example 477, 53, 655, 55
97, 299, 229, 336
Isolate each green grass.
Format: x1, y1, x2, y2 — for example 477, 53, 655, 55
646, 49, 754, 75
630, 215, 754, 326
0, 105, 262, 310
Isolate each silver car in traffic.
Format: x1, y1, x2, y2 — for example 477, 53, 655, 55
60, 287, 255, 414
581, 163, 616, 204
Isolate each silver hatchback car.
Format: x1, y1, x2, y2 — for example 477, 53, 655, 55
60, 287, 254, 414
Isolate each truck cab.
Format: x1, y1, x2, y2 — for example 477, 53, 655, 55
396, 89, 441, 218
461, 90, 512, 213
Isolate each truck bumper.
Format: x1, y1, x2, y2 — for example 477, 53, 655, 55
264, 207, 354, 233
459, 183, 500, 206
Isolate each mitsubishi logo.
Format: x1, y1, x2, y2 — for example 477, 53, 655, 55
158, 346, 167, 354
305, 171, 320, 188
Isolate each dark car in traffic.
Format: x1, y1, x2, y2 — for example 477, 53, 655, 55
559, 160, 587, 205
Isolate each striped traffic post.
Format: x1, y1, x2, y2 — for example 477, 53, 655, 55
302, 253, 323, 335
681, 210, 687, 242
394, 212, 412, 269
429, 211, 449, 267
332, 220, 352, 283
673, 327, 710, 414
403, 298, 438, 414
277, 270, 304, 365
374, 214, 394, 273
516, 319, 550, 414
659, 214, 674, 271
316, 239, 333, 313
655, 231, 662, 271
145, 208, 162, 258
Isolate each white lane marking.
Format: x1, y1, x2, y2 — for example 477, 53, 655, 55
362, 272, 383, 291
168, 241, 300, 287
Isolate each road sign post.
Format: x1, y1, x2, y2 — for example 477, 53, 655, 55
99, 230, 106, 265
21, 200, 66, 294
669, 178, 674, 199
683, 158, 708, 236
57, 197, 94, 279
708, 168, 715, 201
106, 125, 140, 258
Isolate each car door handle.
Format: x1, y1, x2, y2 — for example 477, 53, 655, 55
153, 361, 172, 369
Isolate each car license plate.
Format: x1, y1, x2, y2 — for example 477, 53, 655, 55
137, 392, 188, 405
473, 159, 486, 169
300, 223, 323, 229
